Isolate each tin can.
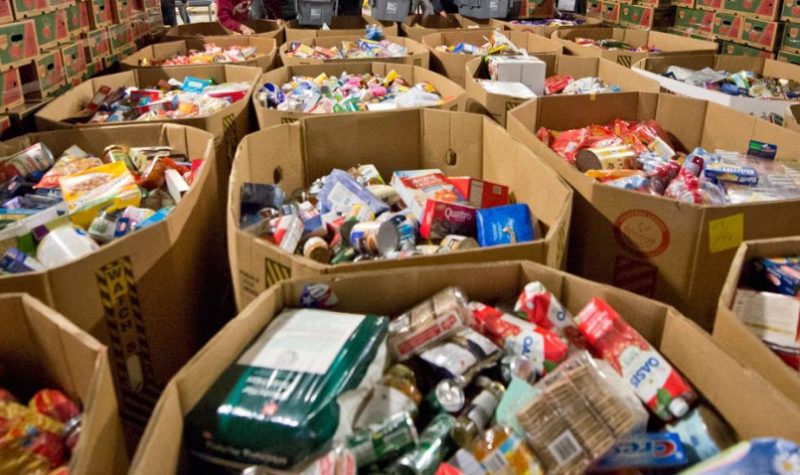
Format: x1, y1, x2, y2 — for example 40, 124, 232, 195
350, 221, 400, 256
439, 235, 479, 253
3, 143, 55, 180
426, 379, 466, 414
347, 411, 418, 467
303, 236, 332, 263
391, 413, 456, 475
575, 145, 637, 172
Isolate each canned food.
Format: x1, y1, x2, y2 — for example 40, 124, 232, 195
575, 145, 637, 172
3, 143, 55, 181
391, 413, 456, 475
427, 379, 466, 414
303, 236, 332, 264
350, 221, 400, 256
347, 411, 418, 467
439, 235, 479, 253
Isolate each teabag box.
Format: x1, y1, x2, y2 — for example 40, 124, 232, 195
487, 55, 547, 96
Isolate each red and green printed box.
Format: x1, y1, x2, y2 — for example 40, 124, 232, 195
33, 9, 69, 51
602, 0, 620, 23
89, 0, 113, 28
721, 39, 775, 57
21, 49, 65, 99
674, 7, 714, 32
0, 0, 13, 25
723, 0, 779, 20
0, 20, 38, 70
783, 0, 800, 22
0, 67, 23, 111
671, 0, 695, 8
696, 0, 722, 11
778, 48, 800, 63
782, 22, 800, 52
66, 1, 91, 37
84, 27, 110, 61
11, 0, 51, 19
107, 22, 132, 53
619, 4, 675, 29
112, 0, 133, 22
713, 12, 744, 40
740, 17, 782, 50
587, 0, 603, 18
61, 40, 87, 84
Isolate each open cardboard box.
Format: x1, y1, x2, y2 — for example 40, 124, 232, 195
279, 35, 430, 67
716, 237, 800, 410
633, 54, 800, 124
508, 91, 800, 330
33, 64, 261, 198
255, 61, 467, 128
552, 27, 718, 67
0, 124, 232, 443
784, 103, 800, 131
492, 14, 602, 37
228, 109, 573, 309
284, 15, 398, 41
400, 13, 492, 42
164, 20, 285, 45
421, 30, 563, 86
129, 260, 800, 473
465, 54, 659, 127
120, 37, 278, 71
0, 293, 129, 474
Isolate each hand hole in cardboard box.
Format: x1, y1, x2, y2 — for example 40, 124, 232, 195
273, 166, 283, 184
445, 149, 457, 166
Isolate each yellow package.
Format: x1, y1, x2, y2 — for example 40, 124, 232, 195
59, 161, 141, 228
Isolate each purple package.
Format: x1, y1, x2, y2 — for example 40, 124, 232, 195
318, 169, 389, 217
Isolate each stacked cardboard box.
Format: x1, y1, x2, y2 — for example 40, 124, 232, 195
588, 0, 676, 30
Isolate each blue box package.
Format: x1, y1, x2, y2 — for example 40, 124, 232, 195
754, 257, 800, 296
476, 203, 535, 247
594, 432, 688, 471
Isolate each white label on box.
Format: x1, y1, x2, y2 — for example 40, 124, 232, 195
164, 168, 189, 204
734, 289, 800, 348
238, 309, 365, 375
387, 1, 397, 13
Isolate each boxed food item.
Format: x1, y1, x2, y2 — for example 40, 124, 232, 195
280, 35, 430, 68
284, 15, 397, 41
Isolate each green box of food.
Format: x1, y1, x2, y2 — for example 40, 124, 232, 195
778, 48, 800, 63
33, 9, 69, 51
740, 17, 782, 51
723, 0, 780, 20
89, 0, 113, 28
66, 2, 90, 37
782, 22, 800, 52
587, 0, 603, 18
61, 40, 87, 84
107, 22, 132, 53
783, 0, 800, 21
0, 67, 23, 111
713, 11, 744, 41
602, 0, 620, 23
21, 49, 66, 99
0, 20, 39, 70
84, 27, 110, 61
674, 7, 715, 33
619, 4, 676, 30
721, 39, 776, 57
11, 0, 50, 19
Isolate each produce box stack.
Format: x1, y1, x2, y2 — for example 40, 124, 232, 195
589, 0, 675, 29
779, 4, 800, 61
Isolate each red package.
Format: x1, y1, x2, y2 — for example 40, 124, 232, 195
446, 177, 509, 209
545, 74, 574, 95
664, 168, 702, 204
574, 298, 696, 421
470, 302, 569, 374
29, 390, 79, 424
420, 199, 477, 240
514, 282, 587, 350
436, 463, 464, 475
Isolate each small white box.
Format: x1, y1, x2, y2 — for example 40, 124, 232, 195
487, 55, 547, 96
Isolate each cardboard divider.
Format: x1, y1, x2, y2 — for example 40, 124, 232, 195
508, 91, 800, 330
120, 37, 278, 71
0, 293, 129, 474
228, 109, 573, 310
279, 35, 431, 68
400, 13, 493, 42
254, 61, 467, 128
465, 55, 659, 127
421, 30, 563, 86
552, 27, 718, 67
494, 14, 602, 37
129, 260, 800, 473
164, 20, 285, 45
0, 124, 232, 445
634, 54, 800, 123
285, 15, 398, 41
715, 237, 800, 409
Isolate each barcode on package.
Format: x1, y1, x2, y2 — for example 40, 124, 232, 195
482, 450, 508, 473
548, 430, 582, 466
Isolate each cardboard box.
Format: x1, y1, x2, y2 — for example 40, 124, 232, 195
587, 0, 603, 18
51, 0, 74, 9
0, 293, 129, 474
783, 22, 800, 52
713, 12, 745, 41
279, 35, 430, 68
19, 49, 65, 99
145, 6, 162, 30
723, 0, 780, 20
508, 92, 800, 330
0, 0, 12, 25
284, 15, 397, 41
61, 40, 88, 86
783, 0, 800, 21
35, 64, 261, 199
121, 37, 278, 71
696, 0, 722, 10
618, 4, 676, 30
0, 124, 230, 441
466, 55, 659, 126
785, 102, 800, 128
0, 66, 22, 111
164, 20, 286, 45
602, 0, 620, 23
107, 22, 134, 54
84, 58, 103, 78
0, 20, 39, 71
400, 13, 491, 42
674, 7, 715, 33
780, 48, 800, 63
740, 17, 783, 50
0, 113, 9, 136
131, 11, 150, 39
129, 260, 800, 474
552, 27, 718, 67
33, 9, 69, 51
633, 55, 798, 122
671, 0, 696, 8
255, 62, 467, 128
88, 0, 113, 28
83, 27, 111, 62
228, 109, 572, 309
111, 0, 133, 22
716, 237, 800, 411
421, 30, 562, 86
10, 0, 50, 18
66, 1, 91, 38
721, 38, 776, 56
669, 25, 718, 41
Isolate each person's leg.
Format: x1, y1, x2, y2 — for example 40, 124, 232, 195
161, 0, 178, 25
178, 0, 191, 23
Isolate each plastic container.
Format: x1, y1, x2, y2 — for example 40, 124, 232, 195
296, 0, 337, 26
370, 0, 413, 22
454, 0, 511, 19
